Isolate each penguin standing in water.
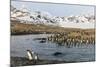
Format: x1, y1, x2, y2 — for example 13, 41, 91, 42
26, 50, 39, 61
27, 50, 34, 60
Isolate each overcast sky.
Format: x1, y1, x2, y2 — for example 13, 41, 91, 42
11, 0, 95, 16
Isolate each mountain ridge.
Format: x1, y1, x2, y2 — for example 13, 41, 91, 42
11, 5, 95, 29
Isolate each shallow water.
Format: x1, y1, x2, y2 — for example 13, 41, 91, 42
10, 34, 95, 62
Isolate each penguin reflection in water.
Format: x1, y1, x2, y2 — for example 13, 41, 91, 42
26, 50, 39, 64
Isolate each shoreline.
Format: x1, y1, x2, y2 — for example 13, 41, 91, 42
11, 57, 67, 67
11, 56, 95, 67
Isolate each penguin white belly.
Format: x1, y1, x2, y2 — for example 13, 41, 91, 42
27, 52, 33, 60
34, 56, 38, 60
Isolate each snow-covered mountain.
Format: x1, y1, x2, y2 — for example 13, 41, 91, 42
11, 6, 95, 29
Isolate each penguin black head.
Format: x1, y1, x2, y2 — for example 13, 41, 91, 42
27, 50, 30, 51
26, 50, 32, 53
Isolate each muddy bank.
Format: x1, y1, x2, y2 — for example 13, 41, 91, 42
11, 56, 95, 67
11, 57, 67, 67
